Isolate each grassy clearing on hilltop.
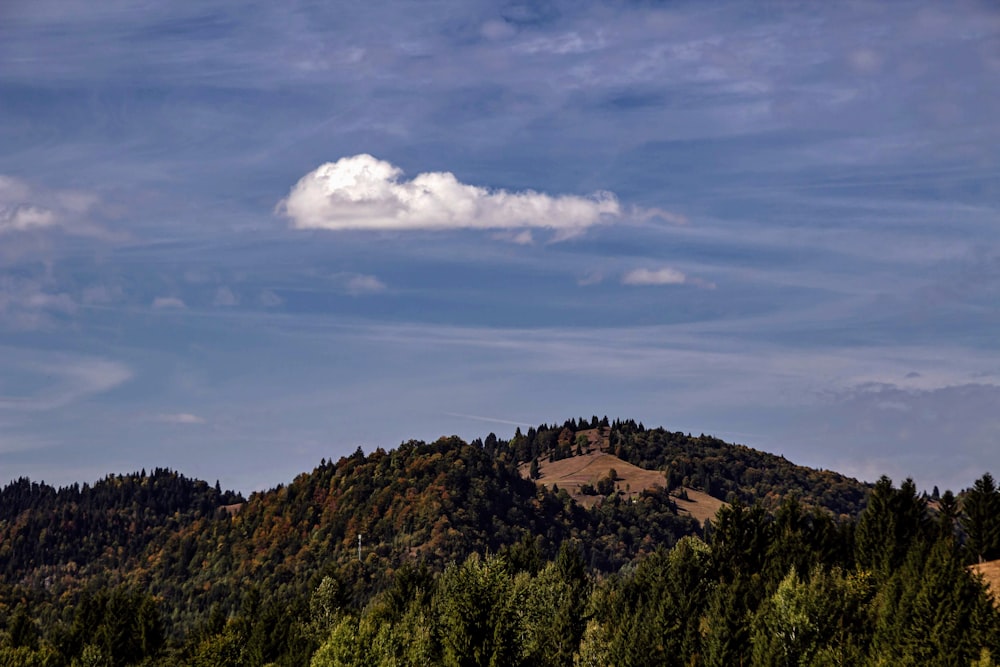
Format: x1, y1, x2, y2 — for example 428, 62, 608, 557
518, 428, 727, 523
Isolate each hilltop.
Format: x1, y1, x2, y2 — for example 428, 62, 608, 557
0, 420, 868, 601
3, 418, 1000, 666
508, 419, 867, 517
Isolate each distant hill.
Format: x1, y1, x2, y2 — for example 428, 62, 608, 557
4, 417, 1000, 667
0, 469, 242, 583
0, 417, 874, 657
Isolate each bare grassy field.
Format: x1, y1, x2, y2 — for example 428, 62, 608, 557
520, 448, 726, 521
522, 450, 666, 508
672, 487, 727, 525
970, 559, 1000, 604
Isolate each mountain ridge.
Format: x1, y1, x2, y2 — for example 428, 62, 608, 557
0, 417, 882, 664
5, 417, 1000, 666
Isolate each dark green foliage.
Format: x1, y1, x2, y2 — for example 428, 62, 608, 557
595, 472, 616, 496
750, 567, 875, 667
962, 473, 1000, 563
870, 536, 1000, 666
855, 476, 931, 576
7, 605, 37, 651
501, 534, 543, 575
938, 489, 959, 540
45, 587, 164, 667
581, 537, 714, 666
603, 422, 868, 517
534, 543, 589, 666
764, 495, 851, 585
434, 553, 524, 667
703, 575, 753, 667
710, 500, 772, 583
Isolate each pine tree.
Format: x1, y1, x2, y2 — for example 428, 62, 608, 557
434, 553, 524, 667
7, 605, 38, 651
937, 489, 959, 540
961, 473, 1000, 563
704, 576, 752, 667
855, 476, 929, 576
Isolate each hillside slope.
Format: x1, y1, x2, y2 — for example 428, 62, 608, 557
0, 417, 870, 646
4, 419, 1000, 667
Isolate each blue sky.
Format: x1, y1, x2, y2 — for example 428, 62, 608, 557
1, 0, 998, 493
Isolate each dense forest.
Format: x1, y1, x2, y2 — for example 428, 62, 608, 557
1, 418, 999, 665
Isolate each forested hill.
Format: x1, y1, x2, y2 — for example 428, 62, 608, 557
0, 469, 243, 578
9, 418, 996, 666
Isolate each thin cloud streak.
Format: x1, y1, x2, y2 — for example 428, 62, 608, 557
442, 412, 535, 428
622, 267, 687, 286
0, 355, 132, 412
153, 412, 206, 425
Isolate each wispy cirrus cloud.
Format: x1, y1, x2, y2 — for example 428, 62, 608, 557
213, 286, 239, 307
345, 274, 386, 295
0, 205, 56, 233
259, 290, 283, 307
152, 296, 186, 309
153, 412, 206, 425
278, 154, 621, 239
0, 276, 76, 329
622, 267, 687, 286
621, 266, 716, 289
0, 355, 132, 411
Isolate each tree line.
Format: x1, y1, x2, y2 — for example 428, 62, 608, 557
2, 421, 1000, 664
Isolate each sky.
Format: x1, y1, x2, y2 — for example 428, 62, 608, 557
1, 0, 999, 494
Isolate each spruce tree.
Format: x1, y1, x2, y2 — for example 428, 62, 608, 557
855, 476, 929, 576
961, 473, 1000, 563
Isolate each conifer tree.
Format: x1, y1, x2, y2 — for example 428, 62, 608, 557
961, 473, 1000, 563
703, 576, 752, 667
937, 489, 959, 540
434, 553, 524, 667
855, 476, 929, 576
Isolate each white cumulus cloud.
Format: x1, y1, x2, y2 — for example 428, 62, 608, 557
622, 267, 688, 286
0, 175, 105, 237
278, 154, 621, 237
0, 205, 57, 233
